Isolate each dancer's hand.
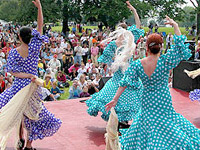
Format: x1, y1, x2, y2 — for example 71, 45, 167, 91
105, 100, 118, 113
164, 16, 178, 27
30, 75, 37, 83
126, 1, 135, 11
32, 0, 41, 8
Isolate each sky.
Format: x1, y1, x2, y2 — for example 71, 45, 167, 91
184, 0, 197, 7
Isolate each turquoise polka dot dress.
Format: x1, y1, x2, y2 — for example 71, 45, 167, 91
118, 35, 200, 149
86, 25, 145, 122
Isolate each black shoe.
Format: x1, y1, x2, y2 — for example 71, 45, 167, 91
17, 138, 25, 150
119, 122, 130, 129
24, 148, 36, 150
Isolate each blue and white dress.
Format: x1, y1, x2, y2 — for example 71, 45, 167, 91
118, 35, 200, 149
86, 25, 144, 122
0, 29, 62, 141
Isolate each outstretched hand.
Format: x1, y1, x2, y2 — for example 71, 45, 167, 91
126, 1, 135, 11
32, 0, 41, 8
105, 100, 118, 113
164, 16, 178, 26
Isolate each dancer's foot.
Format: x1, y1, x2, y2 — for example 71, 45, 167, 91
24, 147, 36, 150
17, 138, 25, 150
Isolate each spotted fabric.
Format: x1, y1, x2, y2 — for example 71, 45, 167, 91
118, 35, 200, 149
86, 25, 144, 122
127, 25, 145, 43
189, 89, 200, 101
0, 29, 62, 141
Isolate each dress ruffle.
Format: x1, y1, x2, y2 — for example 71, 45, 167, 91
86, 72, 142, 122
127, 25, 145, 43
120, 110, 200, 150
189, 89, 200, 101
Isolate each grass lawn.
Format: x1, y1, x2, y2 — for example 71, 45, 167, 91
59, 81, 72, 100
52, 26, 194, 40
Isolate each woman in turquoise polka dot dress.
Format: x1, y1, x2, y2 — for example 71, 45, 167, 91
86, 1, 144, 122
106, 16, 200, 149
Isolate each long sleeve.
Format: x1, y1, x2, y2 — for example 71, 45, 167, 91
98, 41, 117, 64
127, 25, 145, 43
162, 35, 192, 70
119, 60, 141, 89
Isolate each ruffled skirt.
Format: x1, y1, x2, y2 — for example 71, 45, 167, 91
86, 77, 142, 122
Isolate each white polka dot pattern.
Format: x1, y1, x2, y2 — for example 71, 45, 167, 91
118, 35, 200, 149
0, 29, 61, 141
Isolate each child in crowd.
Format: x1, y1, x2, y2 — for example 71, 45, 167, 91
44, 75, 52, 90
79, 85, 90, 98
51, 81, 61, 100
68, 79, 82, 99
91, 42, 99, 67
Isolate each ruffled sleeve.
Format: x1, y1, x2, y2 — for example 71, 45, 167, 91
98, 41, 117, 64
162, 35, 192, 70
6, 49, 23, 73
31, 29, 49, 44
127, 24, 145, 43
119, 60, 141, 89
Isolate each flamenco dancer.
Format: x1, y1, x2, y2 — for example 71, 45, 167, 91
86, 1, 144, 124
0, 0, 61, 149
106, 16, 200, 149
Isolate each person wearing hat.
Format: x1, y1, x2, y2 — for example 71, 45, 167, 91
38, 58, 45, 77
47, 54, 61, 74
43, 74, 52, 90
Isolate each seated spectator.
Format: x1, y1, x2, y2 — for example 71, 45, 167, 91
77, 63, 87, 77
44, 52, 52, 64
93, 73, 100, 88
87, 80, 99, 95
88, 64, 99, 74
44, 68, 56, 81
51, 81, 61, 100
44, 75, 52, 90
100, 64, 109, 77
5, 72, 13, 89
38, 59, 45, 78
47, 54, 61, 74
68, 79, 82, 99
0, 73, 5, 93
86, 59, 93, 72
68, 63, 80, 73
78, 74, 87, 89
41, 87, 56, 101
89, 68, 98, 80
57, 70, 69, 88
68, 68, 78, 81
79, 85, 90, 98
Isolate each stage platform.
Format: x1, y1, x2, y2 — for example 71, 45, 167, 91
7, 88, 200, 150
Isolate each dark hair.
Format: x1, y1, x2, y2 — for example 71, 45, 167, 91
117, 23, 128, 30
146, 33, 163, 54
19, 26, 32, 45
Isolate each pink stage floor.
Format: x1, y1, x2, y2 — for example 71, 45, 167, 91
7, 88, 200, 150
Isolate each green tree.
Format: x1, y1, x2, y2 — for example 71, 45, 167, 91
0, 0, 19, 22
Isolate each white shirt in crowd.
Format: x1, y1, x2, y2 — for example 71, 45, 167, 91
56, 47, 64, 60
86, 63, 93, 69
78, 67, 87, 75
61, 42, 69, 50
74, 46, 83, 56
0, 52, 5, 62
78, 81, 87, 89
41, 87, 51, 100
48, 59, 61, 70
166, 34, 173, 45
68, 33, 75, 41
82, 47, 89, 56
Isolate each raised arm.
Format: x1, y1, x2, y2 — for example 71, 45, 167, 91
126, 1, 141, 28
165, 16, 181, 36
32, 0, 43, 35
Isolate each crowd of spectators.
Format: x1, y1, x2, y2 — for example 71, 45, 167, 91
0, 22, 198, 101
